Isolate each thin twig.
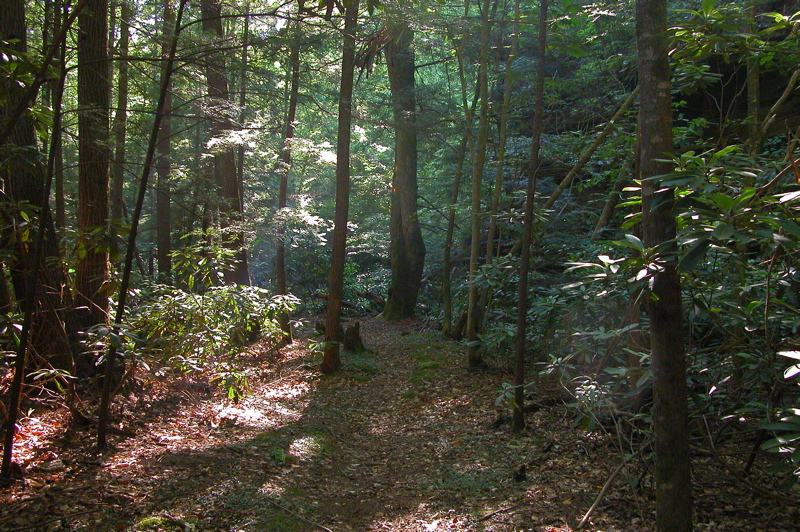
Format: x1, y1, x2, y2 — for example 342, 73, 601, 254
577, 443, 650, 530
266, 498, 334, 532
478, 504, 520, 522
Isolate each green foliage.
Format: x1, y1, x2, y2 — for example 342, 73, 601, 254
130, 282, 296, 374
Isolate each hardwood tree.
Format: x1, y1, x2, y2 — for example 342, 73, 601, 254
1, 0, 79, 480
513, 0, 547, 431
76, 0, 111, 327
200, 0, 250, 286
155, 0, 175, 276
636, 0, 693, 529
465, 0, 491, 367
275, 19, 302, 340
382, 17, 426, 319
110, 0, 130, 228
322, 0, 360, 373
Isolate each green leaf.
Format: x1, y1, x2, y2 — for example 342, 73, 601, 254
712, 222, 735, 239
701, 0, 715, 16
679, 238, 711, 272
622, 234, 644, 252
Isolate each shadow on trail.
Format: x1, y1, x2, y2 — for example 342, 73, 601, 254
77, 318, 532, 532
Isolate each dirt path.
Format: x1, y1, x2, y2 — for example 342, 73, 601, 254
1, 317, 797, 531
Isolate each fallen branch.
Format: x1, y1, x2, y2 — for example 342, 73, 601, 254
576, 442, 650, 530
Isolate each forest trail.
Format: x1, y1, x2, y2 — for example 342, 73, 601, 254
0, 317, 795, 531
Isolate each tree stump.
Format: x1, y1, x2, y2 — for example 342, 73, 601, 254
343, 321, 366, 354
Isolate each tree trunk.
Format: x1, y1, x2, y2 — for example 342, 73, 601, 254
155, 0, 174, 277
512, 0, 547, 432
322, 0, 359, 374
383, 19, 426, 319
110, 0, 128, 226
745, 0, 761, 158
592, 157, 631, 240
1, 0, 78, 480
465, 0, 492, 367
76, 0, 111, 327
636, 0, 693, 529
543, 87, 638, 210
200, 0, 250, 286
275, 20, 301, 340
441, 0, 477, 338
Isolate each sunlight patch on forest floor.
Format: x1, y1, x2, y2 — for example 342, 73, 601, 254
1, 317, 798, 531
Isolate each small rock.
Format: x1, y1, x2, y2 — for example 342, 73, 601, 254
40, 459, 66, 472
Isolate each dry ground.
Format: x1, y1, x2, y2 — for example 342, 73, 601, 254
1, 317, 798, 531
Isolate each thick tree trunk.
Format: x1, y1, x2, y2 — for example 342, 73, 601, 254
383, 19, 426, 319
1, 0, 79, 480
76, 0, 111, 327
322, 0, 359, 374
155, 0, 174, 277
200, 0, 250, 286
512, 0, 547, 432
636, 0, 693, 529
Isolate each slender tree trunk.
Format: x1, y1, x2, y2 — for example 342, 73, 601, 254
155, 0, 174, 276
236, 4, 249, 204
383, 19, 426, 319
512, 0, 547, 431
275, 20, 300, 340
543, 87, 638, 210
466, 0, 492, 367
636, 0, 693, 529
1, 0, 77, 480
477, 0, 520, 322
200, 0, 250, 286
441, 0, 476, 338
52, 0, 67, 232
322, 0, 359, 374
97, 0, 186, 448
592, 157, 631, 240
745, 0, 760, 158
76, 0, 111, 327
110, 0, 130, 229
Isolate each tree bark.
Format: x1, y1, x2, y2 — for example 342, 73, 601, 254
465, 0, 492, 367
441, 0, 476, 338
592, 157, 631, 240
1, 0, 78, 480
543, 87, 638, 210
383, 19, 426, 319
76, 0, 111, 327
636, 0, 693, 529
322, 0, 359, 374
513, 0, 547, 432
275, 20, 301, 340
200, 0, 250, 286
110, 0, 129, 226
155, 0, 174, 277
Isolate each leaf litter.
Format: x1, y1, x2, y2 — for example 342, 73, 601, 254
1, 317, 798, 531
